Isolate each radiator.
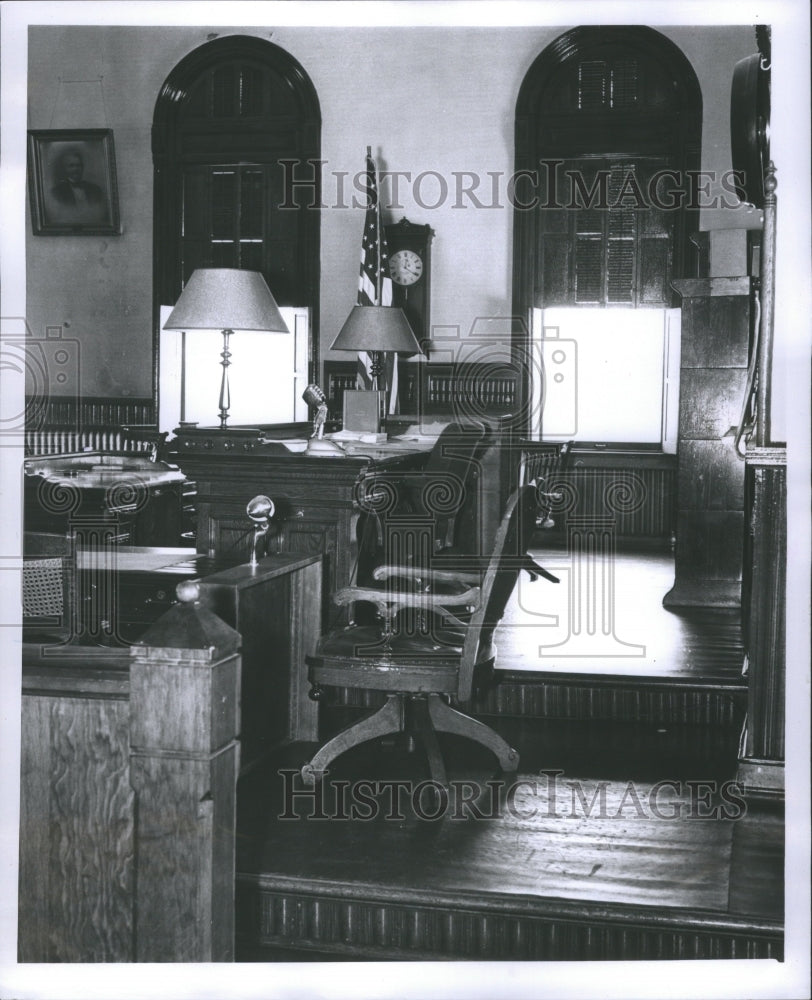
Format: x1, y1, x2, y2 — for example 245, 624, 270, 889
544, 466, 675, 539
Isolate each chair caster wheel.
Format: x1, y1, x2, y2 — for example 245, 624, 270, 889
308, 684, 325, 702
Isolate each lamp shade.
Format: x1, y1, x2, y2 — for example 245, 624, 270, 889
330, 305, 422, 355
163, 268, 289, 333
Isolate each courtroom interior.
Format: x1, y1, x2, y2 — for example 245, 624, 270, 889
11, 17, 797, 970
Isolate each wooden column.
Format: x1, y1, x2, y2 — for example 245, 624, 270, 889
664, 277, 751, 609
737, 447, 786, 799
129, 580, 241, 961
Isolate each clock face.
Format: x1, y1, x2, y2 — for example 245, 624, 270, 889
389, 249, 423, 286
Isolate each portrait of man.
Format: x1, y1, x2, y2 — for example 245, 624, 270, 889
50, 149, 105, 212
28, 129, 119, 234
47, 147, 107, 224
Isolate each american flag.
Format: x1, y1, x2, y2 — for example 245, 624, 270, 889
356, 148, 398, 413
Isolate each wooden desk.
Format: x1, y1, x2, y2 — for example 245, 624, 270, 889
167, 426, 432, 624
33, 547, 323, 758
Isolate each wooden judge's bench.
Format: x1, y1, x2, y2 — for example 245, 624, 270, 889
165, 422, 438, 622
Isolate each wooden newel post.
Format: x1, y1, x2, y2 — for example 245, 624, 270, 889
129, 579, 241, 962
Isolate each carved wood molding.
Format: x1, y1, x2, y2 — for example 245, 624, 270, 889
237, 877, 782, 961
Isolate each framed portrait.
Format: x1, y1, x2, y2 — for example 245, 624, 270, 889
27, 128, 120, 235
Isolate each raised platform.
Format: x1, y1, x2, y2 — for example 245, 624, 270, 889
235, 719, 783, 962
321, 548, 748, 728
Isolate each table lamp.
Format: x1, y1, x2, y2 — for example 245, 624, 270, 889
330, 305, 422, 425
163, 268, 289, 430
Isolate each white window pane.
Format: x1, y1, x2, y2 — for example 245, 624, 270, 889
159, 307, 308, 429
536, 307, 670, 444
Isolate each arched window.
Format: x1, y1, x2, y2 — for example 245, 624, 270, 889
152, 36, 321, 417
514, 27, 702, 444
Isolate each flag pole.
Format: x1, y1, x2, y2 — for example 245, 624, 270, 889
370, 146, 382, 392
370, 146, 382, 304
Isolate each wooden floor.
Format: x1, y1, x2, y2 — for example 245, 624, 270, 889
497, 544, 745, 682
235, 716, 783, 962
234, 541, 778, 961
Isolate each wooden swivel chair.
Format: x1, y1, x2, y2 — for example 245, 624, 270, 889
354, 418, 504, 589
301, 485, 558, 788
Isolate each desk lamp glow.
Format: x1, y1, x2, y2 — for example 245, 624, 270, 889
163, 268, 289, 430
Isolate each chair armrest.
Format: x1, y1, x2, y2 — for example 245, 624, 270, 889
522, 555, 559, 584
333, 583, 481, 611
371, 564, 482, 587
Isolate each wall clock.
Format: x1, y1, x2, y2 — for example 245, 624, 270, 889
730, 33, 770, 209
385, 218, 434, 345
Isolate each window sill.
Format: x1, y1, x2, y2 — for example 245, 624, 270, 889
567, 446, 676, 470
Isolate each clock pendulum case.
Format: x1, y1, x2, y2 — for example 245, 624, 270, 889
385, 218, 434, 345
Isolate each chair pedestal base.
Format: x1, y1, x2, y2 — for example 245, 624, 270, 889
300, 692, 519, 790
426, 694, 519, 773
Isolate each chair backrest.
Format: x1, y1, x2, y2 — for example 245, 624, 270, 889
420, 419, 493, 553
457, 484, 536, 701
355, 419, 501, 586
22, 532, 73, 642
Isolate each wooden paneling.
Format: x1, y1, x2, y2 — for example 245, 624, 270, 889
678, 288, 751, 367
238, 881, 781, 961
677, 370, 749, 440
19, 693, 135, 962
674, 511, 746, 583
738, 448, 786, 797
130, 748, 239, 962
665, 279, 751, 609
129, 656, 240, 755
326, 679, 744, 728
19, 553, 322, 963
197, 554, 323, 752
323, 360, 520, 423
476, 678, 744, 726
24, 396, 155, 434
678, 440, 746, 510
